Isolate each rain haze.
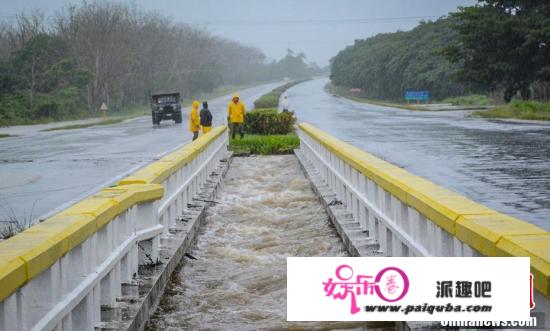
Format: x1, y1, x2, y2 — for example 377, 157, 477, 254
1, 0, 550, 329
2, 0, 476, 64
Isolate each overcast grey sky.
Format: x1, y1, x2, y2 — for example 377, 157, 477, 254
1, 0, 476, 65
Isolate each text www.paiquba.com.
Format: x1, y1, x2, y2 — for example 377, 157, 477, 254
364, 303, 492, 314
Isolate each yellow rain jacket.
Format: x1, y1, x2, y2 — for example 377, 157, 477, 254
189, 100, 200, 132
227, 93, 246, 123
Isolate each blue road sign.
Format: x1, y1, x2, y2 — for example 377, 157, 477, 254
405, 91, 430, 101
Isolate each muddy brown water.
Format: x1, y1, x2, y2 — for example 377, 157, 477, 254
147, 155, 393, 330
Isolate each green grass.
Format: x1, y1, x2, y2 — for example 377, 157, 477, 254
0, 201, 36, 239
0, 104, 149, 127
442, 94, 494, 106
0, 220, 32, 239
0, 114, 76, 127
104, 105, 149, 119
474, 100, 550, 121
253, 94, 280, 108
252, 79, 309, 109
0, 81, 262, 128
228, 134, 299, 155
352, 97, 423, 111
244, 108, 296, 135
199, 82, 262, 101
42, 118, 126, 131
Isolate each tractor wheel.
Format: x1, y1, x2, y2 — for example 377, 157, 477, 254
152, 114, 160, 125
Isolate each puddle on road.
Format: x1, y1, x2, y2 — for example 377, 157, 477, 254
147, 155, 392, 330
0, 159, 33, 164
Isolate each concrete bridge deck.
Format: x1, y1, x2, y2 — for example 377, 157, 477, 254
0, 124, 548, 330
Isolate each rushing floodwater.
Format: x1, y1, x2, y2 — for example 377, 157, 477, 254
147, 156, 392, 330
290, 78, 550, 230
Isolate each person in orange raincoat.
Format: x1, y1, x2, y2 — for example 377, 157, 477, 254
189, 100, 200, 140
227, 93, 245, 139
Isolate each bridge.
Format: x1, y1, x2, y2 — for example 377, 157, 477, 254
0, 123, 548, 330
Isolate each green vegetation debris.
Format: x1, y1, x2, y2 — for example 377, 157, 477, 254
42, 118, 126, 131
229, 134, 300, 156
474, 101, 550, 121
245, 109, 296, 135
253, 80, 309, 109
442, 95, 494, 106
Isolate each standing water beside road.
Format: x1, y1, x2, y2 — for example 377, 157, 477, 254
147, 155, 391, 330
289, 78, 550, 230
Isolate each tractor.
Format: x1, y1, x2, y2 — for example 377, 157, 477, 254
150, 92, 182, 125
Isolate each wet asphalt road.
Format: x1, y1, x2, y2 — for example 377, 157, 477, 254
3, 78, 549, 231
289, 78, 550, 230
0, 82, 284, 224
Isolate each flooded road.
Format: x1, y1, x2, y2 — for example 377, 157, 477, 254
148, 156, 389, 330
289, 79, 550, 230
0, 82, 284, 225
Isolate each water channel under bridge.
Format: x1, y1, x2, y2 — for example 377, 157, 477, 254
147, 155, 390, 330
0, 122, 548, 330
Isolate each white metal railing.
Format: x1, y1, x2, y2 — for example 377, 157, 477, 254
298, 126, 475, 258
0, 126, 228, 331
297, 123, 548, 324
0, 186, 162, 331
155, 131, 228, 238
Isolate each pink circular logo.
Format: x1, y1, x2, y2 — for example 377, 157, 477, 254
374, 266, 409, 302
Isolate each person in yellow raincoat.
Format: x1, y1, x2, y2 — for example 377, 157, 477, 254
189, 100, 200, 140
227, 93, 245, 139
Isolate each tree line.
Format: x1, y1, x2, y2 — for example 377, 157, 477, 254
0, 2, 323, 124
330, 18, 464, 101
330, 0, 550, 102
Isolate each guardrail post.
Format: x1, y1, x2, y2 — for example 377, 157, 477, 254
0, 293, 18, 331
100, 268, 118, 306
136, 200, 160, 265
18, 261, 60, 329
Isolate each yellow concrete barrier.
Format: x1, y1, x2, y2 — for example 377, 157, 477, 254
0, 254, 25, 303
496, 234, 549, 299
0, 184, 164, 302
118, 125, 227, 185
456, 213, 546, 256
299, 122, 549, 297
0, 126, 228, 302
